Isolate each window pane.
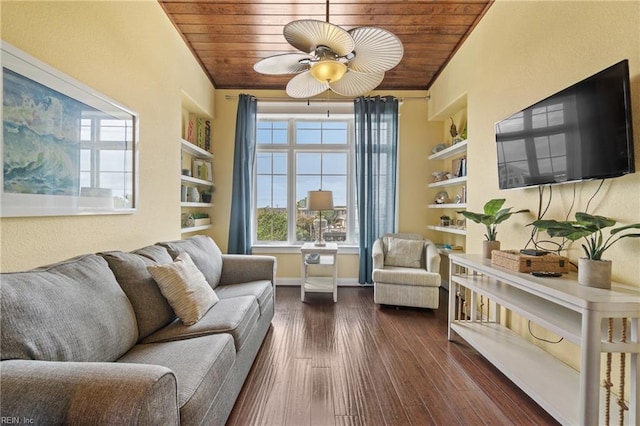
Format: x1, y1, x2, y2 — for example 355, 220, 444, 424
256, 151, 288, 242
296, 153, 321, 175
257, 120, 288, 144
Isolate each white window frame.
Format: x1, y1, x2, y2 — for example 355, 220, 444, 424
253, 109, 356, 247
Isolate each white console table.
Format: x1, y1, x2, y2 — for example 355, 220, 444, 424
448, 254, 639, 426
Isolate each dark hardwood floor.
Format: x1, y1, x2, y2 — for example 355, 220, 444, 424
228, 286, 558, 426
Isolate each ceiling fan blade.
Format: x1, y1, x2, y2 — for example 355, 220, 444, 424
329, 70, 385, 97
286, 71, 330, 98
254, 53, 313, 75
284, 20, 354, 56
347, 27, 404, 73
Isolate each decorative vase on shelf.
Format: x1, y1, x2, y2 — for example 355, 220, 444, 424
187, 187, 199, 203
482, 240, 501, 259
578, 258, 612, 289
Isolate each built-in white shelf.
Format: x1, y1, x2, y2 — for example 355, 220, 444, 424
428, 203, 467, 209
181, 175, 213, 186
428, 176, 467, 188
181, 224, 212, 233
180, 202, 213, 208
428, 225, 467, 235
180, 138, 213, 159
428, 139, 467, 160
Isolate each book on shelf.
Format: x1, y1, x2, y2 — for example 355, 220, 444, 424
204, 120, 211, 152
454, 156, 467, 177
186, 113, 196, 143
196, 117, 205, 149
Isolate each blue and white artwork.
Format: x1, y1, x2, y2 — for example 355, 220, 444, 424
3, 68, 97, 196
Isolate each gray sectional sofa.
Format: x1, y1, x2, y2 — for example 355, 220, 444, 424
0, 235, 276, 425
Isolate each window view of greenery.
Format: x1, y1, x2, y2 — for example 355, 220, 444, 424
255, 118, 352, 244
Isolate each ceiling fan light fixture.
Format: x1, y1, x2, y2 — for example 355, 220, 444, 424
309, 59, 347, 83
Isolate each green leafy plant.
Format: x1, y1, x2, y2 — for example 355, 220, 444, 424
531, 212, 640, 260
458, 198, 529, 241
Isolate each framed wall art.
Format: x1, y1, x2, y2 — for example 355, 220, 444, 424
1, 41, 138, 217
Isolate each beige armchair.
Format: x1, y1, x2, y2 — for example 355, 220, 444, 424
372, 233, 441, 309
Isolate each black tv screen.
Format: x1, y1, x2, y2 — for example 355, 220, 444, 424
495, 60, 635, 190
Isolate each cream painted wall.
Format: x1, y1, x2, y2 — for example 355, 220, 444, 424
427, 0, 640, 378
429, 0, 640, 286
210, 89, 435, 281
0, 0, 215, 271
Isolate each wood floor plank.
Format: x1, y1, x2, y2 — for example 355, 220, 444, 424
227, 287, 558, 426
311, 367, 335, 426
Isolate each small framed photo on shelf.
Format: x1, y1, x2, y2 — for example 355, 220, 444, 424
191, 160, 213, 182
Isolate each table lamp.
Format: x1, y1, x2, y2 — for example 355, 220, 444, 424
307, 189, 334, 247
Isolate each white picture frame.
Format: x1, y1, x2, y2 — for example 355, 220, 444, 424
1, 42, 139, 217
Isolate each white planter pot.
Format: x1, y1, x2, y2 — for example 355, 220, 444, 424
482, 240, 501, 259
193, 218, 211, 227
578, 258, 612, 289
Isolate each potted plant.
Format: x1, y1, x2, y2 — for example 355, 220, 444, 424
192, 212, 211, 227
531, 212, 640, 288
201, 186, 213, 203
458, 198, 529, 258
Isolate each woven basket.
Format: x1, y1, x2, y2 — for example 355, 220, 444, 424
491, 250, 569, 273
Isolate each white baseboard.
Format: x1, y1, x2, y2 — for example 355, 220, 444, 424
276, 277, 369, 287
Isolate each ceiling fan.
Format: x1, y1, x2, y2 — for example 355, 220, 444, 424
253, 0, 404, 99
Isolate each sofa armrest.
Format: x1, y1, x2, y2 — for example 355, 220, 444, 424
372, 238, 385, 270
219, 254, 277, 286
0, 360, 178, 425
424, 240, 441, 274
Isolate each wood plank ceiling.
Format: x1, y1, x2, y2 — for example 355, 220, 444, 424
159, 1, 493, 92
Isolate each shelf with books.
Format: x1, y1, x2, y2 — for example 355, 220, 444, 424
180, 93, 214, 235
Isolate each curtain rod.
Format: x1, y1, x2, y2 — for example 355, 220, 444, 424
224, 95, 430, 102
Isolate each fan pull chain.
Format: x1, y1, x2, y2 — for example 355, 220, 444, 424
617, 318, 628, 426
604, 318, 614, 426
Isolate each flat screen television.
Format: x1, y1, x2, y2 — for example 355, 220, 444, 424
495, 60, 635, 190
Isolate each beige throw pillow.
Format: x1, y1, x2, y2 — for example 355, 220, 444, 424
147, 252, 219, 325
385, 237, 424, 268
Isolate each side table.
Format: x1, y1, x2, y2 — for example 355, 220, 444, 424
300, 242, 338, 302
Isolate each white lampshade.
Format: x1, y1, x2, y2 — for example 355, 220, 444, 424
307, 190, 334, 211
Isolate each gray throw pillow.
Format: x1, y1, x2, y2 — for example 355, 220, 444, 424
101, 245, 176, 339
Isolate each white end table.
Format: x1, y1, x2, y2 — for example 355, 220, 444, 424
300, 242, 338, 302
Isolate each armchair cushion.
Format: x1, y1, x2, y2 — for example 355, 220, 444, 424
384, 237, 425, 268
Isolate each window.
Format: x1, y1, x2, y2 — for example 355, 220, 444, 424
254, 112, 356, 246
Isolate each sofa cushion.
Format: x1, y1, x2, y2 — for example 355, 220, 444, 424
214, 280, 273, 315
141, 296, 259, 351
117, 334, 235, 425
101, 246, 176, 339
158, 235, 223, 289
147, 253, 219, 326
372, 266, 440, 287
0, 254, 137, 362
385, 237, 424, 268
